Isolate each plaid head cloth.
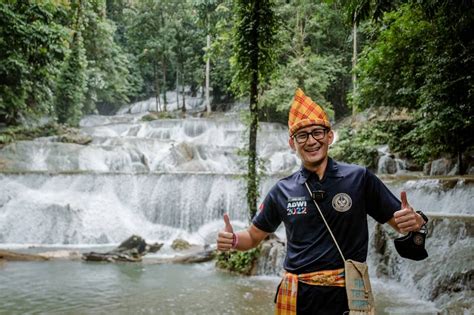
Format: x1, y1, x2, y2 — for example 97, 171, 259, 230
288, 88, 330, 136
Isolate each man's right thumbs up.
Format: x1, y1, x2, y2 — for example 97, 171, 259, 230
223, 213, 234, 233
217, 213, 236, 251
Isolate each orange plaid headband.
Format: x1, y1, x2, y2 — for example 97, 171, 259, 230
288, 88, 330, 135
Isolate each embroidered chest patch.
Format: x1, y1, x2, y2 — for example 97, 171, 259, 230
286, 197, 307, 216
332, 193, 352, 212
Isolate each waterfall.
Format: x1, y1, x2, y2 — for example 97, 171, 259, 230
0, 98, 472, 313
377, 145, 406, 174
0, 106, 297, 245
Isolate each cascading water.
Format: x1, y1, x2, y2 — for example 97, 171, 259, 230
0, 98, 472, 314
0, 113, 296, 245
377, 145, 407, 174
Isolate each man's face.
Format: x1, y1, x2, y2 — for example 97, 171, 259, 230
289, 125, 334, 169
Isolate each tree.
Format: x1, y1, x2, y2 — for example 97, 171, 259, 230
126, 0, 180, 112
339, 0, 401, 116
261, 1, 347, 123
55, 1, 88, 126
0, 2, 68, 125
81, 0, 141, 114
193, 0, 222, 114
205, 1, 235, 110
414, 0, 474, 173
232, 0, 279, 219
173, 1, 206, 112
355, 1, 474, 172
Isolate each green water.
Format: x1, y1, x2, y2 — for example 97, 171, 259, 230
0, 259, 442, 315
0, 260, 275, 315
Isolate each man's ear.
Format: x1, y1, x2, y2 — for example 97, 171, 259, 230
289, 137, 296, 151
328, 130, 334, 145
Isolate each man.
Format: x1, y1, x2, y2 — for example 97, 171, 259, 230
217, 88, 427, 314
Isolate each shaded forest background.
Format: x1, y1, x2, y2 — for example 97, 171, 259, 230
0, 0, 473, 174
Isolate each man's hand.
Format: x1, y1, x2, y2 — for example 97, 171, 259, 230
393, 191, 425, 233
216, 213, 235, 251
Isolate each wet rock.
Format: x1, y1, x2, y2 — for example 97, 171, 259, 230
423, 161, 432, 176
0, 250, 49, 261
170, 249, 215, 263
372, 223, 392, 277
254, 234, 286, 276
145, 245, 216, 265
171, 239, 191, 250
430, 270, 474, 300
430, 158, 453, 176
468, 165, 474, 175
57, 126, 92, 145
373, 223, 388, 255
37, 250, 82, 260
378, 155, 398, 174
82, 235, 163, 262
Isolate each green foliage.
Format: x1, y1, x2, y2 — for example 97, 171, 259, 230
340, 0, 401, 24
232, 0, 279, 218
81, 1, 141, 114
331, 119, 418, 169
1, 0, 470, 169
353, 1, 474, 170
173, 1, 207, 110
260, 1, 351, 124
331, 126, 380, 170
230, 0, 279, 97
55, 30, 88, 126
413, 1, 474, 166
0, 2, 69, 125
355, 5, 431, 110
216, 248, 260, 275
206, 2, 235, 108
125, 0, 183, 109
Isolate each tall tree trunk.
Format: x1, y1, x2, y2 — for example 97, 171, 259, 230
161, 56, 167, 111
154, 62, 161, 112
205, 18, 211, 114
247, 1, 260, 220
458, 147, 464, 175
182, 70, 186, 112
176, 69, 179, 109
205, 34, 211, 113
352, 13, 358, 118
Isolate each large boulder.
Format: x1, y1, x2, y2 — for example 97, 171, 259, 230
430, 158, 453, 176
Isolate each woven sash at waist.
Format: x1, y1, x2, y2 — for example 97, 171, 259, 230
275, 268, 345, 315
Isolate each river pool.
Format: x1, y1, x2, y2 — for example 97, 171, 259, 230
0, 257, 440, 315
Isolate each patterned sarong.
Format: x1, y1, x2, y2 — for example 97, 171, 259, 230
275, 268, 345, 315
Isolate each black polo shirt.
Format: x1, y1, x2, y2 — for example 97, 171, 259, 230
253, 158, 400, 274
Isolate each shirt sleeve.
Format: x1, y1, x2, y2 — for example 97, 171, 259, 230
252, 186, 282, 233
364, 168, 401, 223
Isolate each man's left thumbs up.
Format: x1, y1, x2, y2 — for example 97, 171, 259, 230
394, 191, 423, 233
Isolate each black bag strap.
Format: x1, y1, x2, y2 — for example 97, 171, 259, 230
304, 181, 346, 261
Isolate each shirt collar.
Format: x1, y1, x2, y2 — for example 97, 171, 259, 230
296, 158, 343, 184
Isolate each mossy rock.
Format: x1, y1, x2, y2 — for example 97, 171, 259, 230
0, 123, 92, 147
141, 111, 174, 121
171, 238, 191, 250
